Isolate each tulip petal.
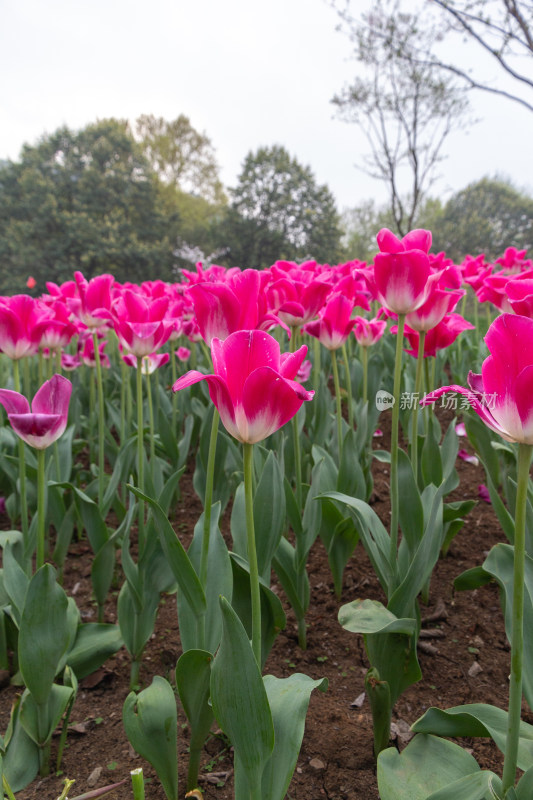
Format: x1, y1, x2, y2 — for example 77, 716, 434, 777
240, 367, 312, 443
215, 331, 281, 407
279, 345, 309, 380
0, 389, 30, 416
8, 413, 63, 449
32, 374, 72, 418
189, 283, 241, 345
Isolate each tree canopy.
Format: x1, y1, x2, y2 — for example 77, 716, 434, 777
224, 145, 344, 267
0, 119, 181, 291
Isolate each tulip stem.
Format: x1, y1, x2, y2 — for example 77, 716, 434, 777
92, 332, 106, 508
313, 336, 321, 390
200, 409, 219, 587
389, 313, 405, 592
342, 343, 354, 430
502, 442, 532, 795
136, 356, 145, 553
13, 360, 29, 546
411, 331, 426, 485
36, 448, 46, 570
146, 369, 155, 468
243, 442, 261, 668
331, 349, 343, 460
361, 345, 368, 406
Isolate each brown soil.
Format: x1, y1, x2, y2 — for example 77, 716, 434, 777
0, 409, 516, 800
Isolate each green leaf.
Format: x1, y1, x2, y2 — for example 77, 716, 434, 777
210, 597, 274, 798
377, 733, 481, 800
412, 703, 533, 771
515, 764, 533, 799
254, 451, 286, 579
19, 684, 74, 746
229, 553, 286, 669
175, 649, 213, 778
398, 448, 424, 556
128, 484, 206, 620
2, 542, 29, 627
3, 695, 39, 792
66, 624, 123, 680
117, 581, 159, 662
272, 536, 309, 622
339, 599, 417, 636
18, 565, 69, 705
256, 673, 328, 800
454, 565, 492, 591
177, 502, 232, 654
123, 676, 178, 800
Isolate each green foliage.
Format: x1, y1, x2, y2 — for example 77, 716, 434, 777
224, 144, 344, 266
0, 119, 181, 290
429, 177, 533, 260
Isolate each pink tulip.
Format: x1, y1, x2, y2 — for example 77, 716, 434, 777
267, 262, 332, 328
176, 346, 191, 362
187, 269, 281, 346
105, 289, 172, 358
404, 286, 465, 333
353, 316, 387, 347
0, 295, 53, 360
172, 330, 314, 444
506, 278, 533, 318
0, 374, 72, 450
400, 313, 474, 358
421, 313, 533, 444
373, 228, 434, 314
67, 272, 115, 329
122, 352, 170, 374
302, 294, 357, 350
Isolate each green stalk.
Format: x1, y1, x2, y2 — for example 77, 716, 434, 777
2, 775, 17, 800
146, 368, 155, 469
170, 340, 178, 430
388, 313, 405, 593
410, 330, 426, 485
131, 768, 145, 800
502, 443, 532, 795
342, 343, 354, 429
290, 327, 303, 509
361, 344, 369, 406
200, 409, 220, 587
243, 442, 261, 668
36, 448, 46, 570
136, 356, 145, 553
92, 331, 106, 508
331, 349, 343, 460
313, 336, 321, 390
37, 701, 51, 776
13, 359, 29, 545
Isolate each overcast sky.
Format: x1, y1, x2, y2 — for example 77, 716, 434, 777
2, 0, 532, 212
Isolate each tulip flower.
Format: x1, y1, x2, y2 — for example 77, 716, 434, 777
421, 314, 533, 444
303, 294, 356, 351
354, 316, 387, 348
172, 330, 314, 445
373, 228, 433, 315
0, 374, 72, 570
0, 374, 72, 450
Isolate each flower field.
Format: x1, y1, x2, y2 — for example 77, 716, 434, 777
0, 233, 532, 800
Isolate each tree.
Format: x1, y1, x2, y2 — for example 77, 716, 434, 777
223, 145, 344, 267
332, 0, 470, 235
0, 120, 181, 291
429, 177, 533, 259
134, 114, 226, 204
341, 200, 396, 261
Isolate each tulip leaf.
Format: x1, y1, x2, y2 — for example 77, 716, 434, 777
412, 703, 533, 771
3, 695, 39, 792
454, 565, 492, 591
339, 598, 417, 636
175, 649, 213, 781
66, 623, 123, 680
229, 552, 286, 668
515, 764, 533, 799
117, 580, 160, 662
210, 597, 274, 798
320, 503, 359, 598
320, 491, 393, 597
2, 542, 29, 627
254, 451, 286, 579
128, 484, 206, 620
19, 683, 74, 746
235, 673, 328, 800
377, 733, 482, 800
123, 676, 178, 800
177, 502, 232, 653
272, 536, 309, 622
397, 448, 424, 557
469, 542, 533, 710
18, 564, 69, 705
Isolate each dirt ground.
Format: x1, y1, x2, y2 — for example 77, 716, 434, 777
0, 407, 517, 800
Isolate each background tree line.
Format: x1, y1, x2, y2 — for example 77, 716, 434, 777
0, 110, 532, 295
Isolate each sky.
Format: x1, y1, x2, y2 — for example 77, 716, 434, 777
1, 0, 532, 212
